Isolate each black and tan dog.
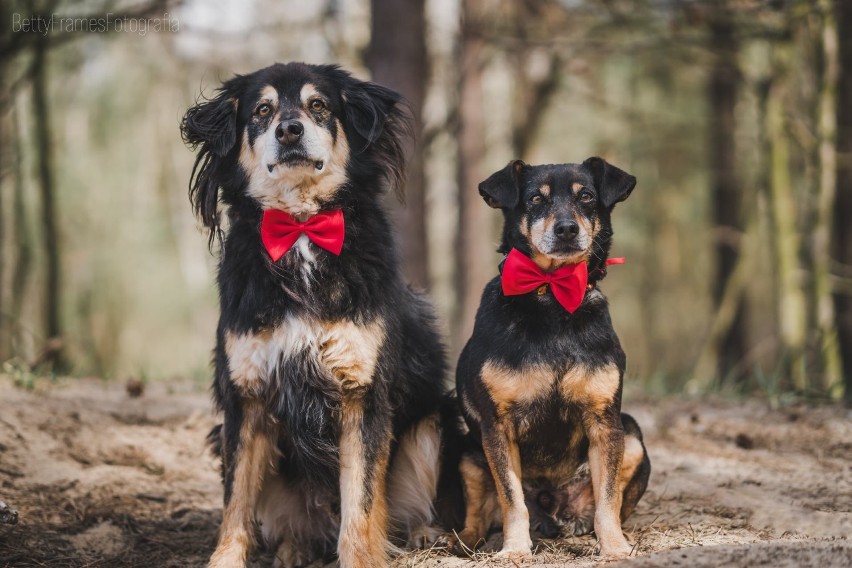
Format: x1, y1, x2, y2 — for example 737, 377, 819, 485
181, 63, 448, 568
454, 158, 650, 558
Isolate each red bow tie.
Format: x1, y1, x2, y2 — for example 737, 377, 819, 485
501, 248, 624, 313
260, 209, 345, 261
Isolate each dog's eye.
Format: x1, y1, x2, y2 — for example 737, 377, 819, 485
256, 104, 271, 117
578, 190, 594, 203
310, 99, 326, 112
529, 194, 543, 204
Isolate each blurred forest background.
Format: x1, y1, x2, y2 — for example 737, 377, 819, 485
1, 0, 851, 402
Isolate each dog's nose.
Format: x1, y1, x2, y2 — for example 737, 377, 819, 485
554, 220, 580, 240
275, 120, 304, 145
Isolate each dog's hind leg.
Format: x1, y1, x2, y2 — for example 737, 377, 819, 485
618, 413, 650, 521
208, 399, 276, 568
453, 453, 494, 554
386, 413, 443, 549
338, 396, 392, 568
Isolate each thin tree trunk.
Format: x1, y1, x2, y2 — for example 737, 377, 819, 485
453, 0, 491, 349
833, 0, 852, 403
708, 4, 748, 383
367, 0, 430, 290
813, 0, 842, 396
766, 55, 807, 391
32, 37, 64, 371
10, 104, 32, 359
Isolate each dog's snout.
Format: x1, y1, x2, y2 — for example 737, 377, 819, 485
275, 120, 304, 145
554, 220, 580, 240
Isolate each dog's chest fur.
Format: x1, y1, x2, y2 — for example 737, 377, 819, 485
225, 315, 386, 397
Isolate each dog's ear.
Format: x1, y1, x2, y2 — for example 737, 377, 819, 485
342, 78, 412, 198
180, 77, 244, 246
479, 160, 527, 209
583, 157, 636, 209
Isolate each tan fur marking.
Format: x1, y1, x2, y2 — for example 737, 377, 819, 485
318, 319, 385, 392
480, 361, 553, 413
497, 432, 531, 554
300, 83, 319, 104
208, 403, 275, 568
560, 364, 620, 413
619, 435, 644, 488
587, 422, 631, 558
572, 182, 585, 193
458, 456, 489, 549
539, 184, 551, 197
260, 85, 279, 107
225, 329, 273, 396
339, 401, 390, 568
223, 318, 384, 397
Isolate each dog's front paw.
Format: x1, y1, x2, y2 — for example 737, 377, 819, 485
207, 547, 247, 568
598, 538, 633, 560
497, 534, 533, 558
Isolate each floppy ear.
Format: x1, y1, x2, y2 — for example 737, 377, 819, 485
479, 160, 527, 209
342, 78, 411, 198
180, 77, 243, 245
582, 157, 636, 209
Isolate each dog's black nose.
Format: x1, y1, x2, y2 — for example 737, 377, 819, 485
275, 120, 304, 145
554, 220, 580, 240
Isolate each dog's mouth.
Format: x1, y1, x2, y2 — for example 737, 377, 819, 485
267, 151, 325, 174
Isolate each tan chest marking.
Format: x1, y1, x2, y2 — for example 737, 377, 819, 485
559, 363, 620, 412
317, 319, 385, 391
480, 361, 554, 413
224, 317, 385, 396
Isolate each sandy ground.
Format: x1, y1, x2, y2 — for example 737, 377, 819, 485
0, 377, 850, 568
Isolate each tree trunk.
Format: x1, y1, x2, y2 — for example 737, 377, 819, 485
766, 52, 807, 391
707, 5, 748, 383
453, 0, 491, 349
813, 0, 842, 396
367, 0, 430, 290
32, 37, 64, 371
10, 104, 32, 359
833, 0, 852, 403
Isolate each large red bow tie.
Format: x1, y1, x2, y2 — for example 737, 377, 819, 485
501, 248, 624, 313
260, 209, 345, 261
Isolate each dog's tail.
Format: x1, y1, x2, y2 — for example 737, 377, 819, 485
433, 393, 469, 531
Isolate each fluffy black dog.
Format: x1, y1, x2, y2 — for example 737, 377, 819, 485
454, 159, 650, 559
181, 63, 447, 568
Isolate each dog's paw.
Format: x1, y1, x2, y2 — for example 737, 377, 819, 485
273, 541, 317, 568
406, 524, 445, 549
566, 514, 595, 536
598, 539, 633, 560
496, 534, 532, 558
207, 548, 246, 568
448, 528, 486, 557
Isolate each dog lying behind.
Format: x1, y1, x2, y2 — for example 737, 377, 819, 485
181, 63, 449, 568
454, 158, 651, 559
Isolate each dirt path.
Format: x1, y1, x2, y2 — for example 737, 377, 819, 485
0, 377, 849, 567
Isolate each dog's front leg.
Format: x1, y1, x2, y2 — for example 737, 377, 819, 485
585, 412, 632, 558
481, 421, 532, 555
338, 396, 391, 568
209, 399, 275, 568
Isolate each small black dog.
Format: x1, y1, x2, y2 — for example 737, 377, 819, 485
181, 63, 448, 568
454, 158, 650, 558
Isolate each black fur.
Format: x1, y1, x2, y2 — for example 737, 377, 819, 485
181, 63, 447, 556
